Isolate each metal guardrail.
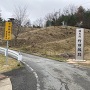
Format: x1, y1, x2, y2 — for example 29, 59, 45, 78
0, 47, 22, 61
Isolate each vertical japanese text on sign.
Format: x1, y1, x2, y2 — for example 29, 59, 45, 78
76, 28, 84, 60
4, 22, 12, 40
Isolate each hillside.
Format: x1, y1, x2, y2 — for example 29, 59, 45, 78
17, 26, 90, 61
0, 26, 90, 61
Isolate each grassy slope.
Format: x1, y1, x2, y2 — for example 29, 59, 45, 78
16, 26, 90, 61
0, 26, 90, 61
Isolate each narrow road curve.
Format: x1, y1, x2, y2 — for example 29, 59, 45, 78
22, 53, 90, 90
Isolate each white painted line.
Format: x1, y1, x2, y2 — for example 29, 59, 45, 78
33, 72, 38, 78
26, 64, 29, 67
22, 61, 41, 90
30, 68, 34, 71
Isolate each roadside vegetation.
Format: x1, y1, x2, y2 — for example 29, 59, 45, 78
7, 26, 90, 63
0, 54, 22, 73
0, 25, 90, 63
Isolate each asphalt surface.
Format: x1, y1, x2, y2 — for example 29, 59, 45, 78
3, 67, 37, 90
1, 52, 90, 90
22, 53, 90, 90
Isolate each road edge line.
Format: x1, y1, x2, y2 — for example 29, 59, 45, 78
22, 61, 41, 90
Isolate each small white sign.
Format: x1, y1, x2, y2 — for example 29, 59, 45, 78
76, 28, 84, 61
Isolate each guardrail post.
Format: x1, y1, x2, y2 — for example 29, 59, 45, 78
18, 52, 22, 61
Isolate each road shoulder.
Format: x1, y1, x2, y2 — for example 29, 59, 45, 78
0, 74, 12, 90
2, 67, 37, 90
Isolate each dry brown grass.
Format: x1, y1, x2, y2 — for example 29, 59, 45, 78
1, 26, 90, 62
16, 26, 90, 61
0, 54, 21, 73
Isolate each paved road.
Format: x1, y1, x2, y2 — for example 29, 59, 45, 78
3, 67, 37, 90
22, 53, 90, 90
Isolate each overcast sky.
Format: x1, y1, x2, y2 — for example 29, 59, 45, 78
0, 0, 90, 23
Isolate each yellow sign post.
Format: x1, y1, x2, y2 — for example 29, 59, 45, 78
4, 21, 12, 65
4, 22, 12, 40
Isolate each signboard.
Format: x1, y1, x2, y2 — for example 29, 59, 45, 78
4, 22, 12, 40
76, 28, 84, 61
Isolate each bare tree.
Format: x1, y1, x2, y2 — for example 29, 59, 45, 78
25, 19, 31, 27
33, 18, 43, 28
37, 18, 43, 28
69, 4, 77, 15
63, 4, 77, 15
12, 6, 28, 45
45, 13, 53, 28
45, 13, 53, 21
45, 10, 61, 28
